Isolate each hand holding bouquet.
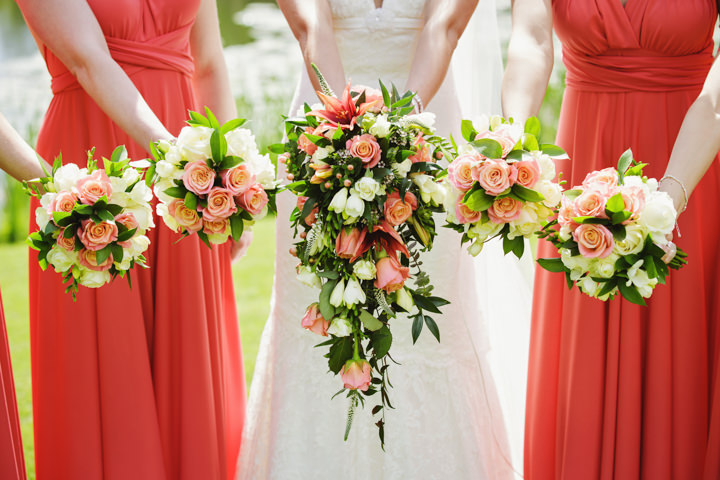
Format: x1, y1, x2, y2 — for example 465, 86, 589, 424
26, 147, 154, 299
538, 149, 687, 305
149, 108, 277, 247
444, 116, 566, 258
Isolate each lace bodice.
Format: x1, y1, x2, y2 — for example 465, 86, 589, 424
328, 0, 427, 19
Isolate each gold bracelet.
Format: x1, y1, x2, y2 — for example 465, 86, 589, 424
660, 174, 689, 212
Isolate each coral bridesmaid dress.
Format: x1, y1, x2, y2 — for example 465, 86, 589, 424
24, 1, 245, 478
527, 1, 720, 479
0, 293, 25, 480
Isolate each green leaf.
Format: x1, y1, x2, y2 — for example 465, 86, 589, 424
460, 119, 478, 142
97, 209, 115, 222
512, 184, 545, 203
522, 133, 540, 152
110, 145, 128, 164
537, 257, 566, 273
379, 80, 391, 110
464, 189, 494, 212
210, 128, 228, 165
503, 235, 525, 258
597, 279, 617, 298
300, 197, 317, 225
360, 309, 384, 332
572, 216, 609, 225
370, 325, 392, 359
63, 226, 77, 239
605, 192, 625, 214
319, 280, 338, 321
644, 255, 659, 279
317, 270, 340, 280
74, 204, 94, 215
412, 293, 442, 314
196, 230, 213, 249
184, 192, 198, 211
328, 337, 354, 374
540, 144, 567, 157
52, 211, 74, 227
524, 117, 541, 138
111, 243, 124, 264
219, 156, 242, 170
205, 107, 220, 129
611, 225, 627, 242
564, 188, 582, 201
424, 315, 440, 342
411, 315, 423, 344
145, 165, 156, 187
611, 211, 632, 225
220, 117, 247, 134
470, 138, 503, 159
96, 245, 112, 265
230, 214, 244, 242
617, 279, 647, 306
188, 110, 211, 127
617, 149, 634, 176
268, 143, 286, 154
117, 227, 137, 243
163, 186, 187, 199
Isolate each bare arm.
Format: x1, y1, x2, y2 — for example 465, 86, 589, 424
190, 0, 237, 123
277, 0, 346, 96
660, 56, 720, 213
501, 0, 554, 121
404, 0, 478, 106
0, 113, 47, 181
16, 0, 173, 151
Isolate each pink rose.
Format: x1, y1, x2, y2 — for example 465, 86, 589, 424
297, 196, 318, 226
352, 85, 384, 113
203, 218, 230, 237
557, 195, 576, 228
301, 303, 329, 337
222, 164, 256, 196
619, 186, 645, 222
447, 154, 480, 191
114, 212, 139, 231
475, 126, 518, 157
573, 189, 608, 218
48, 191, 78, 214
514, 159, 541, 189
408, 134, 432, 164
335, 227, 368, 261
78, 248, 113, 272
488, 197, 523, 223
341, 359, 372, 391
56, 228, 76, 251
472, 160, 517, 196
298, 127, 318, 156
182, 160, 216, 196
76, 170, 113, 205
582, 167, 619, 191
203, 187, 237, 221
168, 199, 203, 232
573, 223, 615, 258
374, 255, 410, 293
384, 191, 417, 226
455, 198, 483, 224
346, 134, 381, 168
79, 219, 118, 251
237, 184, 269, 216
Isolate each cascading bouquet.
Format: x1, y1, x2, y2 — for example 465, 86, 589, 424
443, 115, 566, 258
276, 70, 450, 445
148, 108, 277, 246
26, 146, 154, 299
537, 149, 687, 305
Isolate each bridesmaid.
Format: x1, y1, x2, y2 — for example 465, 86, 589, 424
15, 1, 247, 478
502, 0, 720, 479
0, 112, 46, 480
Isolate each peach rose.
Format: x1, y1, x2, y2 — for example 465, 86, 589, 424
475, 126, 517, 157
297, 196, 319, 226
168, 199, 203, 232
557, 196, 577, 228
48, 191, 78, 214
619, 186, 646, 222
384, 191, 417, 226
488, 197, 523, 223
573, 189, 608, 218
408, 135, 432, 164
298, 127, 318, 156
448, 154, 481, 191
341, 358, 372, 391
472, 160, 517, 196
76, 170, 113, 205
79, 219, 118, 251
335, 227, 368, 261
56, 228, 76, 251
78, 248, 113, 272
374, 255, 410, 293
114, 212, 139, 231
222, 164, 256, 196
237, 184, 268, 216
301, 303, 329, 337
455, 198, 483, 224
514, 159, 541, 189
182, 160, 216, 196
203, 218, 230, 236
352, 85, 384, 113
582, 167, 618, 192
202, 187, 237, 221
346, 134, 381, 168
573, 223, 615, 258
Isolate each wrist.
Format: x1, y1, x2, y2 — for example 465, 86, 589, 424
658, 176, 688, 215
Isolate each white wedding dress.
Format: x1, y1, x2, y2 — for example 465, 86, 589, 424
237, 1, 532, 479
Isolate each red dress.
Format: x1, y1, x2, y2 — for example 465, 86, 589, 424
23, 1, 246, 478
0, 293, 25, 480
527, 0, 720, 479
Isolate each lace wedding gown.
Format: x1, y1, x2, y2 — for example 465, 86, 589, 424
237, 1, 531, 478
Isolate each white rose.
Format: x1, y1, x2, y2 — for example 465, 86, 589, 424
312, 145, 334, 163
53, 164, 85, 192
176, 125, 213, 162
343, 192, 365, 219
626, 259, 658, 298
350, 177, 384, 201
35, 206, 50, 230
328, 188, 349, 213
536, 180, 563, 208
639, 191, 676, 239
157, 203, 180, 232
155, 160, 177, 179
329, 279, 345, 307
47, 247, 78, 273
343, 277, 366, 307
296, 265, 321, 288
369, 114, 392, 138
327, 316, 353, 337
225, 128, 260, 160
353, 259, 376, 280
395, 287, 414, 312
392, 158, 413, 177
469, 219, 503, 239
165, 145, 183, 165
529, 151, 557, 181
78, 269, 112, 288
645, 177, 658, 193
613, 224, 646, 256
114, 255, 133, 272
558, 224, 573, 242
127, 205, 155, 232
622, 175, 651, 197
579, 277, 602, 298
127, 235, 151, 258
509, 204, 541, 237
588, 253, 618, 279
560, 248, 591, 281
457, 143, 476, 156
129, 181, 153, 204
246, 154, 277, 189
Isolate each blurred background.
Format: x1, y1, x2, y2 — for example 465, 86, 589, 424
0, 1, 564, 477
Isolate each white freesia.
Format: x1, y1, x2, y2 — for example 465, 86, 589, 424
328, 188, 349, 213
588, 253, 619, 279
613, 224, 646, 256
127, 235, 151, 258
327, 316, 353, 337
343, 192, 365, 219
225, 127, 260, 160
47, 247, 78, 272
129, 181, 153, 204
296, 265, 321, 288
626, 259, 658, 298
114, 255, 133, 271
155, 160, 177, 178
157, 203, 180, 232
176, 125, 213, 162
412, 174, 444, 206
53, 164, 86, 192
35, 206, 50, 230
343, 277, 366, 307
127, 205, 154, 232
392, 158, 413, 177
560, 248, 591, 281
400, 112, 436, 131
351, 177, 384, 201
395, 287, 414, 312
579, 277, 602, 298
559, 224, 573, 241
469, 219, 503, 239
369, 114, 392, 138
353, 259, 377, 280
165, 145, 183, 165
329, 279, 345, 307
536, 180, 563, 208
78, 269, 112, 288
467, 240, 484, 257
639, 191, 676, 240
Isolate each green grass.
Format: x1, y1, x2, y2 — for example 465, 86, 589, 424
0, 215, 276, 480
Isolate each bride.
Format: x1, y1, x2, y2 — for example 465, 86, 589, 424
237, 1, 532, 478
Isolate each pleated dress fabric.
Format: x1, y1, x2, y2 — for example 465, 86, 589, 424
23, 1, 246, 478
526, 0, 720, 479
